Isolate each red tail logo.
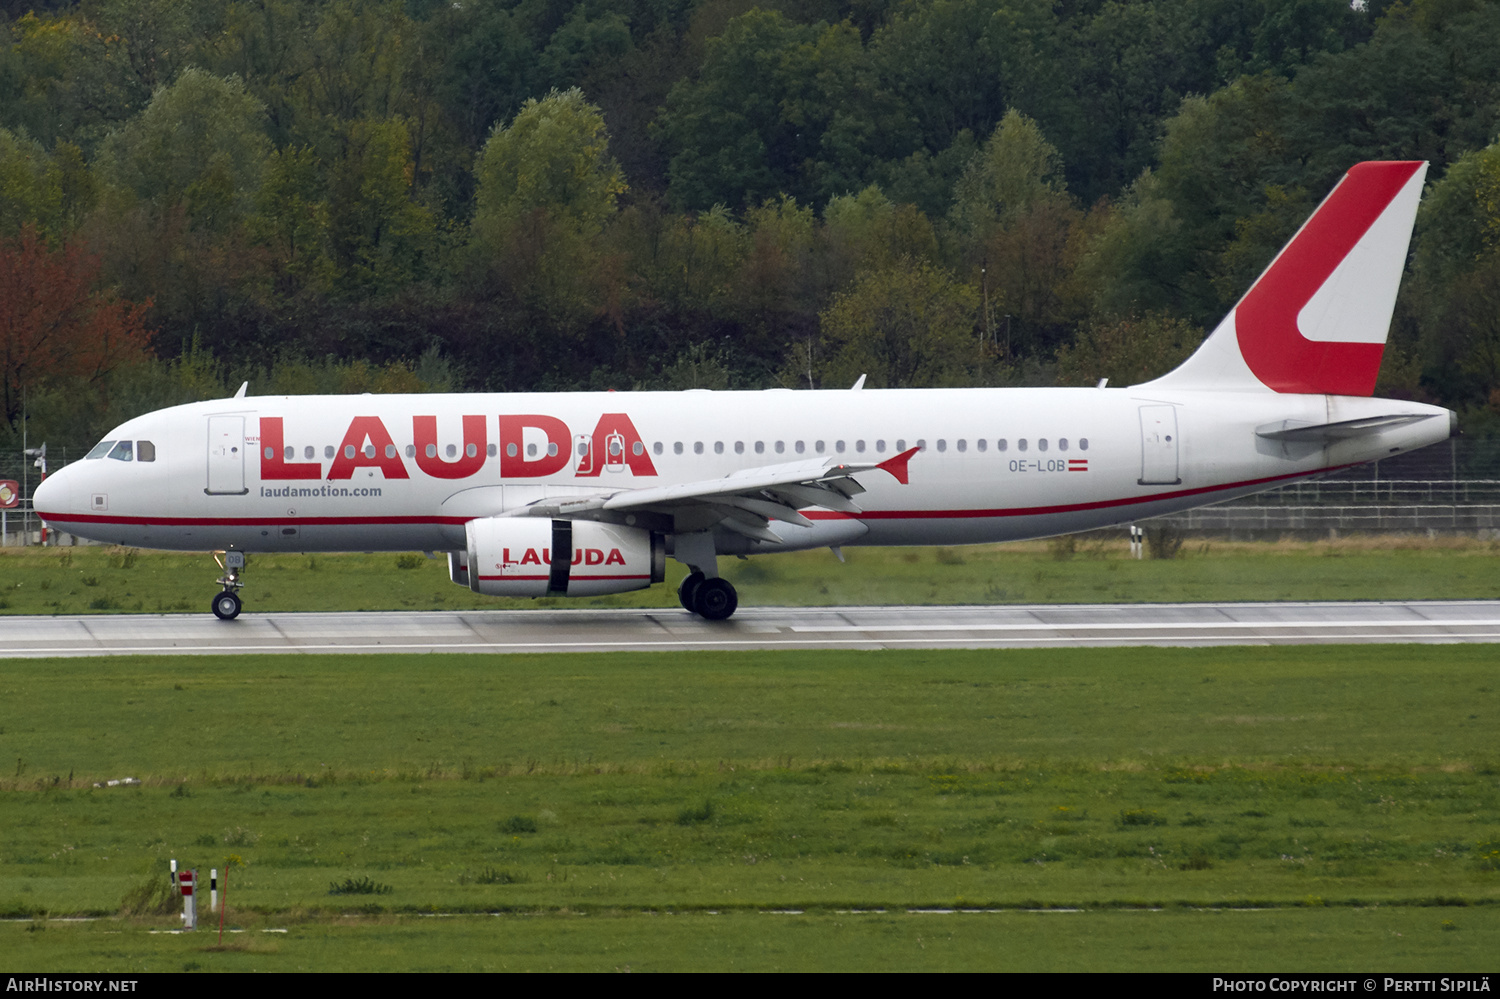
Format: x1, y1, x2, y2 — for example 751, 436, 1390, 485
1236, 161, 1423, 396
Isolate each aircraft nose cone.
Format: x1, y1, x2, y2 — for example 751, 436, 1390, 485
32, 469, 69, 519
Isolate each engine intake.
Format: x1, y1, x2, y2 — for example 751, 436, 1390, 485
463, 518, 665, 597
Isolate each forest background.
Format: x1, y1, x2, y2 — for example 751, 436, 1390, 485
4, 0, 1500, 456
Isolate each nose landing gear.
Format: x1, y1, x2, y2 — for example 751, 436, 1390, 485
211, 550, 246, 620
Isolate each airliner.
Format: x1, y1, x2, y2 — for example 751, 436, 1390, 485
34, 161, 1454, 620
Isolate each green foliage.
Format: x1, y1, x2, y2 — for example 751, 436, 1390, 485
0, 129, 93, 240
118, 871, 177, 916
810, 259, 981, 389
2, 0, 1499, 415
474, 88, 625, 237
949, 110, 1068, 244
328, 876, 393, 896
1054, 313, 1202, 387
96, 68, 271, 232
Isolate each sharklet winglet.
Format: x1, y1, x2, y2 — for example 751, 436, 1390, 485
876, 447, 920, 485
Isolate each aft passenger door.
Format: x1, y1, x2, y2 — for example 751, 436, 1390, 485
1138, 405, 1181, 485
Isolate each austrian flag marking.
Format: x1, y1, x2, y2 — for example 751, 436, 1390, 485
1067, 459, 1089, 471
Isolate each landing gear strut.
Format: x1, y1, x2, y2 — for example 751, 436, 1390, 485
677, 570, 738, 621
211, 550, 246, 620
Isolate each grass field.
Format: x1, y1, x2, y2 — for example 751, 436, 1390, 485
1, 645, 1497, 970
2, 534, 1499, 614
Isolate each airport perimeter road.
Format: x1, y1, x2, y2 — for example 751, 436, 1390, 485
4, 601, 1500, 657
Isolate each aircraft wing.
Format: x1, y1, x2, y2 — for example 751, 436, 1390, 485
500, 448, 918, 543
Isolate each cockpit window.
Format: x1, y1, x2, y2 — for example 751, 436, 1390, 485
137, 440, 156, 462
86, 440, 115, 459
107, 440, 134, 461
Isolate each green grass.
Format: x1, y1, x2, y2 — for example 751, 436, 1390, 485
3, 645, 1496, 969
3, 534, 1500, 614
5, 908, 1497, 972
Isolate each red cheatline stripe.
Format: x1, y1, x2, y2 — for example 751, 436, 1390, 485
37, 466, 1347, 532
803, 467, 1339, 521
476, 574, 650, 581
36, 512, 471, 528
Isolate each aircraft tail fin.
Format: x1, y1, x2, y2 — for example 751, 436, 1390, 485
1139, 160, 1427, 396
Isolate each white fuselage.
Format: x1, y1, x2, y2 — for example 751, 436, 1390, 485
35, 386, 1453, 555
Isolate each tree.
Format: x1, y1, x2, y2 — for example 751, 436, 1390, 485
473, 87, 626, 237
96, 67, 272, 233
948, 110, 1068, 245
810, 259, 980, 389
470, 88, 627, 327
0, 226, 153, 430
1054, 313, 1201, 387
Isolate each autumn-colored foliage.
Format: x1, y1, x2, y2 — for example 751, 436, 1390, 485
0, 225, 153, 428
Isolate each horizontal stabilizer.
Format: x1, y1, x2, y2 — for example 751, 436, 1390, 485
1255, 413, 1440, 442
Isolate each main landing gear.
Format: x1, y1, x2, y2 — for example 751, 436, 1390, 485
678, 571, 738, 621
211, 550, 246, 620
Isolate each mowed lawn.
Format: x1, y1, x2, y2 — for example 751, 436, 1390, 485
1, 645, 1497, 970
2, 534, 1499, 614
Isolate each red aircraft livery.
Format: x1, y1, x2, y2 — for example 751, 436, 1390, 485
260, 413, 657, 481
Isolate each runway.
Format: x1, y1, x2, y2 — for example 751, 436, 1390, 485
4, 600, 1500, 657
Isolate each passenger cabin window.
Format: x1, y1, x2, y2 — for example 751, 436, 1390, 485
1018, 439, 1028, 452
674, 442, 684, 455
653, 442, 663, 455
467, 443, 479, 458
755, 441, 765, 454
936, 439, 947, 452
326, 445, 336, 459
735, 441, 744, 454
876, 440, 886, 453
1059, 439, 1069, 451
795, 441, 805, 454
714, 441, 724, 454
488, 444, 498, 458
998, 439, 1008, 451
385, 445, 397, 458
108, 441, 133, 461
856, 440, 865, 453
446, 444, 458, 458
86, 440, 115, 460
137, 441, 156, 462
694, 442, 704, 454
956, 439, 966, 452
836, 440, 846, 453
1038, 439, 1048, 452
1080, 438, 1089, 451
775, 441, 785, 454
631, 442, 643, 456
977, 439, 987, 452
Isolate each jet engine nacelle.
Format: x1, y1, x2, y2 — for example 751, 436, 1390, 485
464, 517, 665, 597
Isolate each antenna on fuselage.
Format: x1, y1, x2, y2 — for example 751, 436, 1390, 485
850, 374, 867, 391
233, 382, 248, 399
